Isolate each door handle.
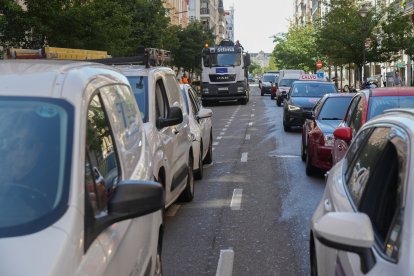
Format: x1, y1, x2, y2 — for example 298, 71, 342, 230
173, 128, 180, 135
324, 199, 332, 212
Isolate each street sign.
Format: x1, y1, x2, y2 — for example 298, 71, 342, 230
316, 72, 324, 79
316, 60, 323, 69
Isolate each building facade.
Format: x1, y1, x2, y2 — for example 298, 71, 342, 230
164, 0, 189, 28
225, 6, 234, 42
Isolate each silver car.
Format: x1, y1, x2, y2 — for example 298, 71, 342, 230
310, 108, 414, 275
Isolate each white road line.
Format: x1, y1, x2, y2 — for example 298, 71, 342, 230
165, 204, 181, 217
252, 108, 255, 111
220, 132, 225, 135
217, 136, 222, 140
212, 147, 216, 151
241, 152, 248, 162
222, 128, 227, 131
273, 155, 301, 158
245, 134, 251, 140
251, 114, 254, 117
213, 142, 219, 146
225, 124, 229, 127
215, 249, 234, 276
230, 189, 243, 210
248, 122, 253, 126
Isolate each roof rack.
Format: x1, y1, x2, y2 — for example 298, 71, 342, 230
89, 48, 171, 68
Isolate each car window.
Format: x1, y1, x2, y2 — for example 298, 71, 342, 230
86, 94, 120, 217
188, 86, 202, 110
279, 79, 296, 87
0, 98, 73, 237
291, 83, 336, 97
367, 96, 414, 120
187, 89, 199, 117
155, 80, 169, 122
348, 96, 364, 136
317, 97, 353, 120
127, 76, 148, 123
181, 88, 190, 114
262, 75, 277, 82
346, 127, 406, 259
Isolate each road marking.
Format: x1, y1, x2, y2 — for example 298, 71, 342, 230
217, 136, 222, 140
220, 132, 225, 135
213, 142, 219, 146
222, 128, 227, 131
225, 124, 229, 127
241, 152, 248, 162
248, 122, 253, 127
165, 204, 181, 217
230, 189, 243, 210
271, 154, 301, 158
252, 108, 255, 111
212, 147, 216, 151
215, 249, 234, 276
245, 134, 251, 140
251, 114, 254, 117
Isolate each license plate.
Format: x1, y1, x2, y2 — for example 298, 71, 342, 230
218, 87, 228, 91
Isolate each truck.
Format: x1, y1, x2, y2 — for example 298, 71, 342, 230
200, 40, 251, 105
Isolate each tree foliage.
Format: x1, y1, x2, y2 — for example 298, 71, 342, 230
272, 25, 318, 72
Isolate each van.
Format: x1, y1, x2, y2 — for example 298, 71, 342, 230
279, 69, 305, 79
276, 73, 303, 106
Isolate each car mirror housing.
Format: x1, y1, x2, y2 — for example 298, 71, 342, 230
314, 212, 376, 274
197, 108, 213, 120
333, 126, 352, 142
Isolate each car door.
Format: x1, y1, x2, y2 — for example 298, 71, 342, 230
335, 126, 407, 275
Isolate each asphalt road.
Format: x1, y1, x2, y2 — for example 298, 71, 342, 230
162, 84, 325, 276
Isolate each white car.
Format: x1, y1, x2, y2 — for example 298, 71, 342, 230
310, 108, 414, 275
0, 60, 164, 276
119, 66, 195, 207
180, 84, 213, 179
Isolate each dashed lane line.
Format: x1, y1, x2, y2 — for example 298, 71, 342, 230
215, 249, 234, 276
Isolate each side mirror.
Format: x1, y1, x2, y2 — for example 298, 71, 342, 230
303, 112, 314, 120
314, 212, 375, 274
333, 126, 352, 142
156, 106, 183, 128
197, 108, 213, 120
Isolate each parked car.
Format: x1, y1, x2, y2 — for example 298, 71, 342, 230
276, 76, 300, 106
180, 84, 213, 180
260, 73, 278, 97
282, 80, 338, 131
301, 93, 354, 175
310, 108, 414, 276
0, 60, 164, 276
332, 87, 414, 164
120, 65, 195, 207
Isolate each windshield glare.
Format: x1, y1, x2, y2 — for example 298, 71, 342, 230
368, 96, 414, 119
291, 83, 337, 97
203, 53, 241, 67
127, 76, 148, 122
0, 98, 72, 237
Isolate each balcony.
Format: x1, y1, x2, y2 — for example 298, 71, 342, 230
218, 0, 224, 14
393, 0, 414, 16
200, 8, 210, 15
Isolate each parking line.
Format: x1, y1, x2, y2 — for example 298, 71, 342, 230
248, 122, 253, 127
220, 132, 225, 135
251, 114, 254, 117
215, 249, 234, 276
225, 124, 229, 127
241, 152, 248, 162
217, 136, 222, 140
230, 189, 243, 210
213, 142, 219, 146
165, 204, 181, 217
245, 134, 251, 140
222, 128, 227, 131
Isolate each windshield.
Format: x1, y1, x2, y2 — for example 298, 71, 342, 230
203, 52, 241, 67
262, 75, 277, 82
318, 97, 353, 120
127, 76, 149, 122
368, 96, 414, 119
279, 79, 297, 87
291, 83, 337, 97
0, 98, 73, 237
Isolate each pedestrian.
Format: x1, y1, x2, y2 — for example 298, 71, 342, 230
235, 40, 244, 50
394, 71, 402, 87
382, 74, 386, 87
181, 74, 189, 84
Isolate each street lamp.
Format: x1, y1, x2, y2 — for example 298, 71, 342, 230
359, 2, 369, 84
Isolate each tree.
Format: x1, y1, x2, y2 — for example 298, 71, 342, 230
272, 25, 318, 72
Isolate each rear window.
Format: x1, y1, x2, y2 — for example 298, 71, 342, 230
368, 96, 414, 119
279, 79, 297, 87
262, 75, 277, 82
127, 76, 149, 122
291, 83, 337, 97
318, 97, 353, 120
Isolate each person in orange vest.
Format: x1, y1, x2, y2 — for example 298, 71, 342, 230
181, 75, 189, 84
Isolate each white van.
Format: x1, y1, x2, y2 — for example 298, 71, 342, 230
276, 72, 304, 106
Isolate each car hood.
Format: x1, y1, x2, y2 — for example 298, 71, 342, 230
290, 97, 320, 109
316, 119, 342, 134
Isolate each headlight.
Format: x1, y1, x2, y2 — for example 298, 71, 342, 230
324, 134, 334, 147
237, 86, 244, 92
288, 104, 301, 111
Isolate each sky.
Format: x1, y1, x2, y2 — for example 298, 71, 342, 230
225, 0, 294, 54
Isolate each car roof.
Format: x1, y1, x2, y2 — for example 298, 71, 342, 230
292, 80, 333, 84
363, 107, 414, 137
116, 65, 174, 77
369, 87, 414, 97
0, 60, 129, 99
322, 93, 355, 99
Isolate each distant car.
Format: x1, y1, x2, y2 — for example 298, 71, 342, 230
275, 77, 298, 106
180, 84, 213, 180
283, 80, 338, 131
310, 108, 414, 276
301, 93, 353, 175
332, 87, 414, 164
248, 74, 255, 83
260, 73, 278, 97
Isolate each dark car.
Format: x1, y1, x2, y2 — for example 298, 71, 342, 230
301, 93, 354, 175
283, 81, 337, 131
260, 73, 278, 97
332, 87, 414, 164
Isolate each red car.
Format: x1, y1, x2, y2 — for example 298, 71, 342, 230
332, 87, 414, 164
302, 93, 354, 175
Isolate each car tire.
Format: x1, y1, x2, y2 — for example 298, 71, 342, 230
310, 235, 318, 276
276, 98, 282, 106
301, 136, 306, 162
261, 91, 264, 96
178, 154, 195, 202
194, 144, 203, 180
203, 132, 213, 164
154, 234, 163, 276
306, 143, 315, 176
283, 115, 291, 132
240, 98, 247, 105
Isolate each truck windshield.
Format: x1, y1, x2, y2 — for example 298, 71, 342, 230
127, 76, 149, 123
0, 98, 73, 238
203, 53, 241, 67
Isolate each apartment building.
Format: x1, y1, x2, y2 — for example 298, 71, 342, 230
164, 0, 189, 28
293, 0, 313, 26
225, 6, 234, 42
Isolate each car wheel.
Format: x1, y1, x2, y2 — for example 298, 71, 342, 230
283, 115, 291, 132
178, 154, 194, 202
154, 235, 163, 276
276, 98, 282, 106
203, 132, 213, 164
194, 144, 203, 180
301, 136, 306, 162
306, 143, 315, 176
310, 235, 318, 276
240, 98, 247, 105
261, 91, 264, 96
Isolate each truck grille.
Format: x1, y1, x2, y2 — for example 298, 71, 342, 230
209, 74, 236, 82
